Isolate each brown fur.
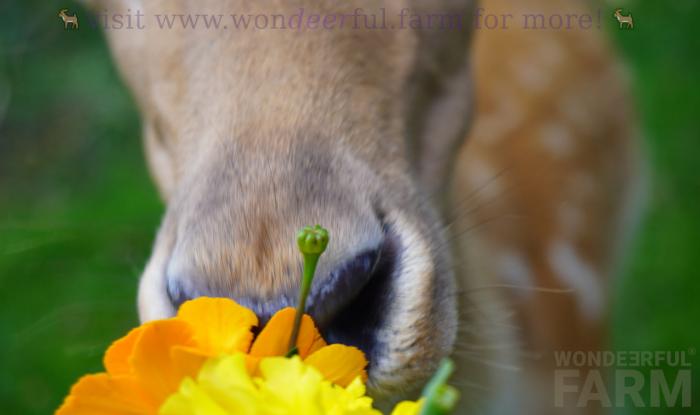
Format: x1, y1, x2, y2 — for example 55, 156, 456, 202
93, 0, 641, 412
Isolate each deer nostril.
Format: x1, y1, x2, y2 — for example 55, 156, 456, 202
306, 247, 383, 328
322, 228, 400, 365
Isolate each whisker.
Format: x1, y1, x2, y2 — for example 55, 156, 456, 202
448, 164, 513, 209
431, 212, 525, 257
445, 178, 517, 231
459, 284, 574, 295
452, 213, 524, 237
453, 342, 519, 352
447, 378, 493, 392
454, 352, 523, 373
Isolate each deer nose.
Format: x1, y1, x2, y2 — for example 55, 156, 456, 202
166, 243, 385, 326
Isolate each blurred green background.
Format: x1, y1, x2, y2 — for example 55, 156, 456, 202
0, 0, 698, 414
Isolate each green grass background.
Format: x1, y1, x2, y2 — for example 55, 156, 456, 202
1, 1, 698, 413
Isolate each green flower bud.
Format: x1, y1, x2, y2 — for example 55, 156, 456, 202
297, 225, 329, 255
288, 225, 329, 354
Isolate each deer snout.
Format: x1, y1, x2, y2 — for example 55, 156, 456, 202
138, 194, 454, 398
136, 144, 455, 397
165, 240, 385, 327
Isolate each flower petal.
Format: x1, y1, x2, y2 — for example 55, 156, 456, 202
244, 355, 262, 376
161, 355, 381, 415
104, 325, 144, 375
196, 355, 258, 396
176, 297, 258, 355
390, 399, 424, 415
296, 315, 327, 357
130, 319, 200, 405
304, 344, 368, 387
56, 373, 157, 415
170, 346, 210, 380
159, 378, 230, 415
249, 308, 326, 359
160, 355, 259, 415
256, 356, 324, 405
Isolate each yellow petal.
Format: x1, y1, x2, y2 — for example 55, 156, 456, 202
256, 356, 324, 404
160, 355, 260, 415
104, 325, 145, 375
176, 297, 258, 355
304, 344, 368, 387
162, 355, 380, 415
196, 354, 258, 396
390, 399, 424, 415
249, 308, 326, 360
159, 378, 230, 415
56, 373, 157, 415
130, 319, 199, 405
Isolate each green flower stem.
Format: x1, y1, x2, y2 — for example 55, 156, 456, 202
419, 359, 460, 415
287, 225, 329, 355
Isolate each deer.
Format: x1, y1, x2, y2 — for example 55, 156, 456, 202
82, 0, 643, 413
58, 9, 79, 29
614, 9, 634, 29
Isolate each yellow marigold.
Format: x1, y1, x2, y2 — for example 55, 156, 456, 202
160, 354, 421, 415
57, 297, 367, 415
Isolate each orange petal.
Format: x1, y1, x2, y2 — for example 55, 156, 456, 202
245, 355, 262, 376
129, 319, 199, 405
104, 325, 145, 375
176, 297, 258, 355
297, 316, 328, 358
55, 373, 157, 415
249, 308, 326, 359
170, 346, 211, 378
304, 344, 368, 387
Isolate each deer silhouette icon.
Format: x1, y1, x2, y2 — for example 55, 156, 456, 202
614, 8, 634, 29
58, 9, 79, 30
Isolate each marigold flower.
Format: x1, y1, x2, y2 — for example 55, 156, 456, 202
56, 297, 367, 415
56, 225, 455, 415
159, 354, 419, 415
